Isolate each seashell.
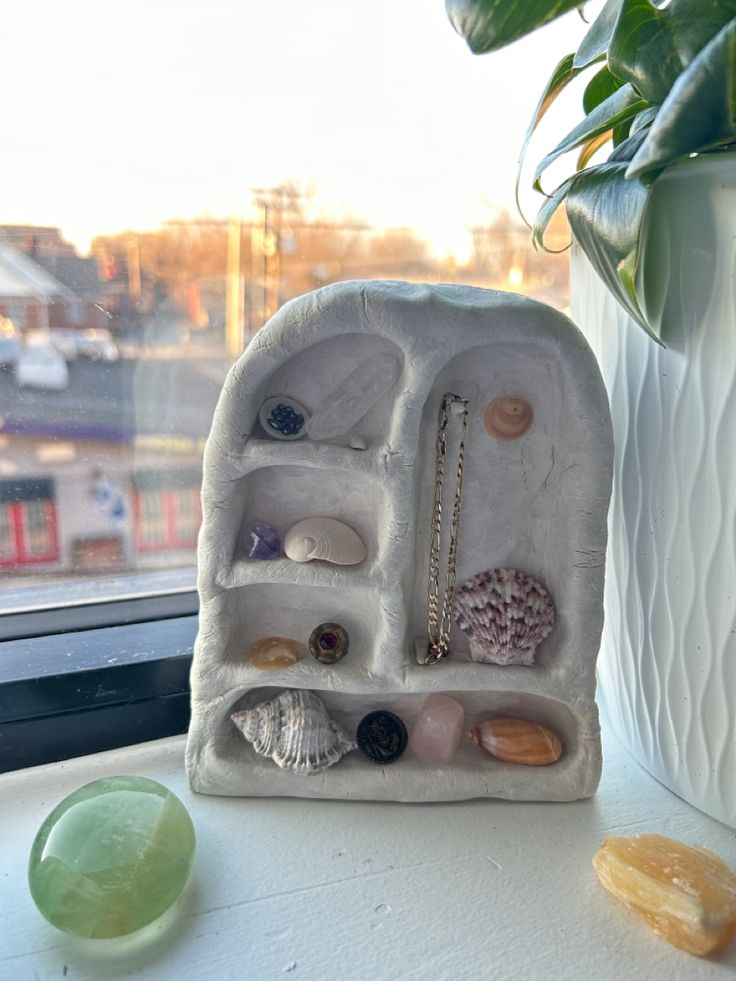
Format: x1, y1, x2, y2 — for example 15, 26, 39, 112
484, 396, 533, 440
258, 396, 309, 441
309, 622, 350, 665
231, 688, 356, 774
284, 516, 367, 566
248, 636, 303, 671
452, 568, 555, 666
470, 717, 562, 765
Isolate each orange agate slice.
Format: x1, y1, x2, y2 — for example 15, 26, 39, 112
593, 834, 736, 956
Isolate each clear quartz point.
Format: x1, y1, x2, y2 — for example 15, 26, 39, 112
305, 353, 399, 441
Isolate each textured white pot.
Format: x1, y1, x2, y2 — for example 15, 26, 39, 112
571, 155, 736, 828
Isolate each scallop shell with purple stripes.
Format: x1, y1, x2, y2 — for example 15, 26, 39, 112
452, 568, 555, 666
231, 688, 356, 774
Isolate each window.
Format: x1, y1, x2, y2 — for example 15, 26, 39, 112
0, 479, 59, 566
0, 2, 587, 772
133, 471, 202, 553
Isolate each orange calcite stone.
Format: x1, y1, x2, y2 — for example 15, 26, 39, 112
248, 636, 303, 671
593, 834, 736, 956
470, 717, 562, 765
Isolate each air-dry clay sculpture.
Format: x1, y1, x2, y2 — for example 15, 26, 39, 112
186, 281, 613, 802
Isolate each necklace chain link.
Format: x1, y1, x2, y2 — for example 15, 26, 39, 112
425, 391, 469, 665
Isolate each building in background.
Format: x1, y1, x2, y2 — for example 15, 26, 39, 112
0, 227, 108, 334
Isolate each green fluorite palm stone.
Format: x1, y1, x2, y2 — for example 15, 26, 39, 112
28, 775, 195, 939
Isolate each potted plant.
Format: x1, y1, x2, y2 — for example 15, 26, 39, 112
446, 0, 736, 827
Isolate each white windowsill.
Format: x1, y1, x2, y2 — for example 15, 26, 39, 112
2, 724, 735, 979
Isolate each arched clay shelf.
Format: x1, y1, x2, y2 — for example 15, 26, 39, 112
188, 281, 613, 803
189, 688, 599, 803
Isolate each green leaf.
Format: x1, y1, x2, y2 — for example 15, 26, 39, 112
516, 53, 591, 222
574, 0, 624, 68
533, 83, 647, 190
608, 125, 652, 161
565, 162, 661, 341
583, 66, 625, 114
609, 0, 736, 104
629, 105, 659, 135
532, 175, 576, 250
609, 0, 685, 103
445, 0, 582, 54
611, 117, 633, 145
577, 131, 613, 168
627, 17, 736, 177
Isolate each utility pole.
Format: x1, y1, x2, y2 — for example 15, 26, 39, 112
126, 232, 141, 301
250, 188, 283, 331
265, 190, 281, 320
226, 215, 244, 358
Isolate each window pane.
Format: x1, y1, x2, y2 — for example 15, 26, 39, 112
22, 500, 53, 556
138, 490, 168, 549
172, 488, 200, 544
0, 504, 14, 559
0, 2, 582, 605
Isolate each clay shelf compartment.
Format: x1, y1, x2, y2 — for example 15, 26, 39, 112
231, 463, 388, 573
221, 687, 579, 778
254, 332, 405, 452
220, 582, 389, 676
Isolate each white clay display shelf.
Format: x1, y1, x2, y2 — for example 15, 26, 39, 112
187, 281, 613, 802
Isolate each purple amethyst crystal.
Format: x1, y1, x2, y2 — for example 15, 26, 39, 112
237, 522, 281, 560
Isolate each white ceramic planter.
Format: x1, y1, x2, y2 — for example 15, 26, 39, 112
571, 156, 736, 827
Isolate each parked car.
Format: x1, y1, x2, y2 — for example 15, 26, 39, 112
15, 344, 69, 390
49, 329, 80, 361
0, 317, 21, 366
76, 328, 119, 362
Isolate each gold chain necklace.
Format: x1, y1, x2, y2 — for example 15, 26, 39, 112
425, 392, 469, 664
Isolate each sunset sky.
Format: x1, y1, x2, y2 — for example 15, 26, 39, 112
4, 2, 592, 259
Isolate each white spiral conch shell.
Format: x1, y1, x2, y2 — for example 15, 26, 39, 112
452, 568, 555, 666
283, 516, 367, 565
231, 688, 356, 774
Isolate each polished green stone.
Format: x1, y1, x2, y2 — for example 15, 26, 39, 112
28, 775, 195, 939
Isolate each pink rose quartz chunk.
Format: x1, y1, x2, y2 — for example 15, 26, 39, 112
409, 694, 465, 765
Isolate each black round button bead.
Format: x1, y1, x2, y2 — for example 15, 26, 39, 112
356, 711, 408, 764
309, 622, 349, 665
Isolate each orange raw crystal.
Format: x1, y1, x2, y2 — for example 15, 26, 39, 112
593, 834, 736, 956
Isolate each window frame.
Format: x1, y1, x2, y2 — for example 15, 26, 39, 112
0, 569, 197, 771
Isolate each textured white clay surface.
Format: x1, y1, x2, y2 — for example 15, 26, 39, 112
187, 281, 613, 802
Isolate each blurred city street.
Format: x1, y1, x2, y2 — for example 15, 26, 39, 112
0, 353, 227, 443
